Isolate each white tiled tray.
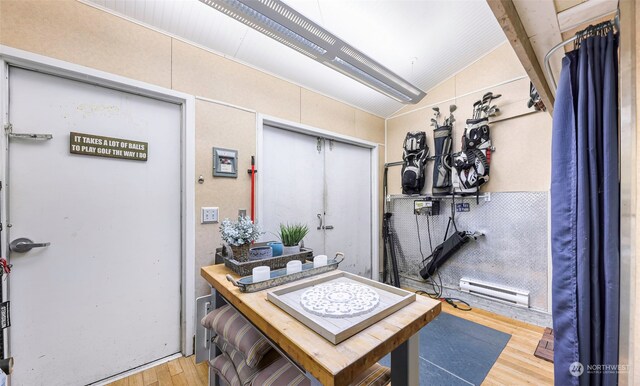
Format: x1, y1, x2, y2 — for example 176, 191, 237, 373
267, 271, 416, 344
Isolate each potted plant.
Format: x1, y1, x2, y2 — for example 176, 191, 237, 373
220, 216, 263, 262
278, 223, 309, 255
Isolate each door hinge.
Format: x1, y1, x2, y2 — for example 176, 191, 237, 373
5, 123, 53, 140
0, 301, 10, 329
316, 138, 323, 153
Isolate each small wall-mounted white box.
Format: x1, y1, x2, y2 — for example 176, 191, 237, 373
201, 207, 219, 224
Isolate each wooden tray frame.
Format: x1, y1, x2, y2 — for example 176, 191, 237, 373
267, 271, 416, 344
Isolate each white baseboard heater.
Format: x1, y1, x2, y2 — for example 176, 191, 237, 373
460, 277, 530, 308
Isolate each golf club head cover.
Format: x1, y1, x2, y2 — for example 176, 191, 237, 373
452, 149, 490, 194
452, 118, 491, 195
401, 131, 429, 195
432, 125, 452, 195
462, 118, 491, 151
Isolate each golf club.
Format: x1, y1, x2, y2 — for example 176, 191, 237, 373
486, 93, 502, 112
480, 93, 492, 116
433, 106, 441, 126
472, 100, 481, 119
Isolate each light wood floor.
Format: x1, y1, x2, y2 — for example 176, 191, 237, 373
107, 300, 553, 386
106, 355, 209, 386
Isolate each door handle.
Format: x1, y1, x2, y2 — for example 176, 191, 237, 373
9, 238, 51, 253
317, 214, 323, 230
323, 225, 334, 230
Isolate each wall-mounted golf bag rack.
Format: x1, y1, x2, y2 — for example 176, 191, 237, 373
431, 124, 452, 195
452, 118, 492, 196
401, 131, 429, 195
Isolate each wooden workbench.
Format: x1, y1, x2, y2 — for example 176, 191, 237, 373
201, 265, 441, 386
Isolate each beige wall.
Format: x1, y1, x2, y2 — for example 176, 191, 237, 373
386, 43, 553, 195
0, 0, 385, 297
0, 0, 173, 88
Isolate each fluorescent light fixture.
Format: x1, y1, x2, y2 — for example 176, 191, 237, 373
199, 0, 427, 104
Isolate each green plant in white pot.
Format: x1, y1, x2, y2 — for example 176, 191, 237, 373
220, 216, 262, 262
278, 223, 309, 255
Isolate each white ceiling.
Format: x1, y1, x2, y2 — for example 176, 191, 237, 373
86, 0, 506, 117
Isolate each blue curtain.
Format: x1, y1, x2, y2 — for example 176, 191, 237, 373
551, 27, 619, 386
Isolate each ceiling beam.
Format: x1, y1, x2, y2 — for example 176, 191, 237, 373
513, 0, 563, 107
486, 0, 555, 114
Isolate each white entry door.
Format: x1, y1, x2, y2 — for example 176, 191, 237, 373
6, 68, 182, 386
260, 124, 373, 277
261, 125, 325, 253
324, 140, 372, 277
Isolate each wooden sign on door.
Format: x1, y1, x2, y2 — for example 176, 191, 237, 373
70, 132, 148, 161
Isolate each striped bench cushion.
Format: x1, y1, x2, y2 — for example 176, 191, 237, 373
210, 354, 241, 386
201, 305, 273, 367
250, 357, 308, 386
251, 358, 391, 386
214, 335, 280, 386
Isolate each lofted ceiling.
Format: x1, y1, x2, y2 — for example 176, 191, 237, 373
85, 0, 506, 117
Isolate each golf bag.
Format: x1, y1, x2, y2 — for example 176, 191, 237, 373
419, 231, 472, 279
432, 125, 452, 195
527, 82, 545, 111
401, 131, 429, 195
452, 118, 492, 195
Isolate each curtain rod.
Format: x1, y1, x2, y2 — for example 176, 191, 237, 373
544, 9, 619, 91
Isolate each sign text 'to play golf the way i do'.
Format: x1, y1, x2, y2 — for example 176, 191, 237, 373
70, 132, 148, 161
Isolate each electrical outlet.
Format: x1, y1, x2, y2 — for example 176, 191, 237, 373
414, 200, 430, 215
238, 209, 247, 218
201, 207, 219, 224
414, 199, 440, 215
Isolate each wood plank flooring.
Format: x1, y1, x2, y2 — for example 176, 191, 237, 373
107, 356, 208, 386
107, 298, 553, 386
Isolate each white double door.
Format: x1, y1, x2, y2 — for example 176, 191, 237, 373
5, 68, 182, 385
261, 125, 373, 277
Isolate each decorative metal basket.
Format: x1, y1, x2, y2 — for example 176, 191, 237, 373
229, 244, 250, 262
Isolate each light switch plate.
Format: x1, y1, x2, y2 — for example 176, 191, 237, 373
201, 207, 219, 224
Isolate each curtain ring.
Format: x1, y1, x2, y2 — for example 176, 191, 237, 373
574, 19, 615, 48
